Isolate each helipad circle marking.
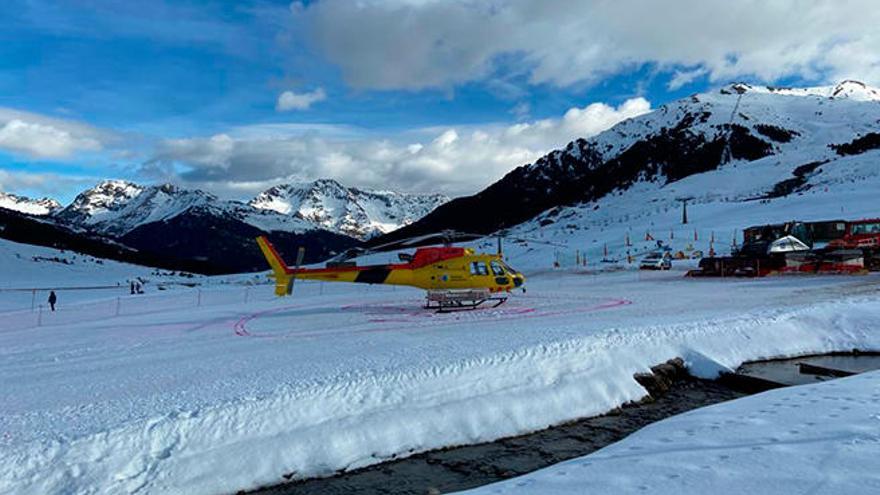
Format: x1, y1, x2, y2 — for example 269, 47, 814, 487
234, 296, 632, 340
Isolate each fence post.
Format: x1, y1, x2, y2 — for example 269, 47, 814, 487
37, 305, 42, 327
115, 297, 121, 316
31, 289, 36, 312
197, 289, 202, 307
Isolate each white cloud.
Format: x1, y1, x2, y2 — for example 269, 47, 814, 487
275, 88, 327, 111
159, 133, 236, 168
510, 102, 531, 119
145, 97, 651, 197
0, 169, 98, 199
668, 67, 708, 90
0, 109, 108, 159
293, 0, 880, 90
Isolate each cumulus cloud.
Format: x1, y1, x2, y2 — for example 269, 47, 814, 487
293, 0, 880, 90
144, 97, 651, 197
276, 88, 327, 111
0, 108, 110, 159
0, 169, 98, 199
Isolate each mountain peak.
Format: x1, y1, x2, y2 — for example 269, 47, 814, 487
720, 80, 880, 102
0, 191, 62, 215
67, 179, 145, 215
55, 180, 220, 235
250, 180, 449, 239
95, 179, 144, 194
829, 79, 880, 100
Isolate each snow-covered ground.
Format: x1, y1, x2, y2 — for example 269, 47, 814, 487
459, 369, 880, 495
0, 238, 210, 312
2, 254, 880, 494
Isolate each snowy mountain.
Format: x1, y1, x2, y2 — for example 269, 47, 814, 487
250, 179, 448, 239
55, 180, 212, 235
3, 177, 446, 273
0, 206, 221, 274
376, 80, 880, 247
53, 180, 309, 236
0, 191, 61, 215
762, 79, 880, 101
38, 180, 357, 273
51, 178, 446, 240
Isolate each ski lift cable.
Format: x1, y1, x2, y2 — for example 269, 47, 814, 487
721, 89, 745, 164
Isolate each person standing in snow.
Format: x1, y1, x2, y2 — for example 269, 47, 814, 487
48, 291, 57, 312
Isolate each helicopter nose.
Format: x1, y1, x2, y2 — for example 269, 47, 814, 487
513, 274, 525, 287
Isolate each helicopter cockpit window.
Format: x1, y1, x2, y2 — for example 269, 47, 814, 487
490, 261, 506, 276
853, 222, 880, 235
470, 261, 489, 275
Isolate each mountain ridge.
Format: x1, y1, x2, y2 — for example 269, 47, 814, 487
39, 178, 447, 240
249, 178, 448, 239
0, 191, 62, 216
0, 178, 447, 273
371, 80, 880, 246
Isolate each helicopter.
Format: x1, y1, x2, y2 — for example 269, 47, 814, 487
255, 230, 561, 312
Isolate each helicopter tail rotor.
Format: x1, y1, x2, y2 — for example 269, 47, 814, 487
256, 236, 305, 296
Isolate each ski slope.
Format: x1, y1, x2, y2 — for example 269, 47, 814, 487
2, 257, 880, 494
0, 238, 213, 312
498, 149, 880, 272
460, 369, 880, 495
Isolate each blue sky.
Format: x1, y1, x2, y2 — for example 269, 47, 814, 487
1, 0, 877, 203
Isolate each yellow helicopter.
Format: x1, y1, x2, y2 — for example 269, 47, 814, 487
256, 231, 555, 311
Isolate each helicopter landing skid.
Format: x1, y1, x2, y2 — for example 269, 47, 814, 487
425, 289, 508, 313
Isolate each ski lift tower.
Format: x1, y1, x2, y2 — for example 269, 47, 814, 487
676, 196, 695, 224
721, 83, 747, 164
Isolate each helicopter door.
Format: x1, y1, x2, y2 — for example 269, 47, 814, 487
470, 261, 490, 276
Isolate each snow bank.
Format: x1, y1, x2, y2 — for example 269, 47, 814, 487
459, 368, 880, 495
3, 279, 880, 494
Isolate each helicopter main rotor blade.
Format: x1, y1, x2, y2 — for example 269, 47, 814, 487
453, 230, 569, 248
340, 228, 567, 262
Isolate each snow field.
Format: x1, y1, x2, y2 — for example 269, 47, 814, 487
0, 283, 279, 332
459, 369, 880, 495
2, 267, 880, 494
0, 238, 210, 312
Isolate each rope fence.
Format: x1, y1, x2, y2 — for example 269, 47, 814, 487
0, 284, 283, 332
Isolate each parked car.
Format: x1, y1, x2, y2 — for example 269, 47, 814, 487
639, 252, 672, 270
